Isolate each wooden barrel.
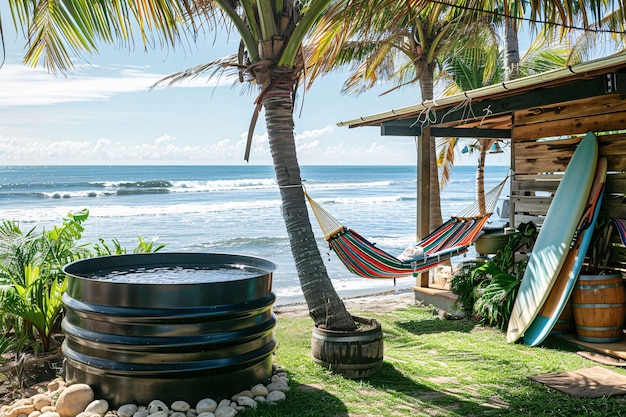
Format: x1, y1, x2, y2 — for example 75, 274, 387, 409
550, 299, 575, 336
311, 316, 383, 378
572, 273, 626, 343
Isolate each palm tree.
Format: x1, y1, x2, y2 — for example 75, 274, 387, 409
2, 1, 356, 331
437, 28, 577, 214
306, 0, 493, 232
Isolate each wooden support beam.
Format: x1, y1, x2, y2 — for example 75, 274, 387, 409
417, 127, 431, 287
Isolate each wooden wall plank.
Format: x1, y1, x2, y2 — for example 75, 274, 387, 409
514, 112, 626, 140
515, 95, 626, 126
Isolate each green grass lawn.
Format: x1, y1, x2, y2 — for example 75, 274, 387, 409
247, 303, 626, 417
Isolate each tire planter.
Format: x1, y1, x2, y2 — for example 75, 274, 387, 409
311, 316, 383, 378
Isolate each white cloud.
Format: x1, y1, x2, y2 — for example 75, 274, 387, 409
0, 63, 235, 107
296, 125, 334, 141
0, 134, 249, 164
155, 135, 176, 146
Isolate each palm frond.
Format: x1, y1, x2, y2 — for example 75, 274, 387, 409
8, 0, 199, 74
153, 53, 242, 86
437, 137, 457, 189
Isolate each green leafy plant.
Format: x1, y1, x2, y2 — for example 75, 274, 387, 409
93, 236, 167, 256
0, 335, 14, 361
449, 259, 487, 318
0, 209, 167, 353
451, 225, 534, 329
1, 265, 66, 352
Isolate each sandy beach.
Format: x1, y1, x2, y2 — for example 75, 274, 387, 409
273, 289, 417, 318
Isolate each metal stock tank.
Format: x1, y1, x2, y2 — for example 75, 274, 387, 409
61, 252, 276, 407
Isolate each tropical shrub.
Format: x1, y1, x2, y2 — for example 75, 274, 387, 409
451, 225, 535, 330
0, 209, 165, 353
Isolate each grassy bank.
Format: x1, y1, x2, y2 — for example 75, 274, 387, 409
250, 302, 626, 417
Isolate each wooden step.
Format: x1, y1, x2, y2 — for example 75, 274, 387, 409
412, 286, 464, 316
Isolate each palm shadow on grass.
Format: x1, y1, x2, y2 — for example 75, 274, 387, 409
395, 315, 479, 336
365, 362, 505, 415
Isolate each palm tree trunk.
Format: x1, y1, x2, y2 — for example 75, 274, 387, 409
476, 140, 490, 216
420, 62, 443, 232
263, 93, 356, 331
504, 19, 520, 81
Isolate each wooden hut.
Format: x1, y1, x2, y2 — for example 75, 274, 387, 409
337, 53, 626, 311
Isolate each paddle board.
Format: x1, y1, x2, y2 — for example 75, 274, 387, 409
522, 156, 607, 346
507, 131, 598, 343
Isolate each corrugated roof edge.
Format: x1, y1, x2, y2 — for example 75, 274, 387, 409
337, 53, 626, 128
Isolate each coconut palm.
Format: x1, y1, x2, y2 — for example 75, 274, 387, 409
549, 5, 626, 60
472, 0, 626, 80
435, 28, 505, 215
2, 1, 356, 331
306, 0, 495, 232
437, 29, 576, 214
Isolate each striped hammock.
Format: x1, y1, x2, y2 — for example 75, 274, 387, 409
305, 177, 508, 279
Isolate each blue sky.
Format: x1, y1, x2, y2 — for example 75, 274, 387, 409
0, 13, 513, 166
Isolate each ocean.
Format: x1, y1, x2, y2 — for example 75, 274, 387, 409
0, 165, 510, 305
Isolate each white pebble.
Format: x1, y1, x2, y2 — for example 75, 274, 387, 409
133, 411, 149, 417
231, 391, 252, 401
117, 405, 138, 417
195, 399, 217, 414
148, 411, 167, 417
170, 402, 190, 413
266, 381, 290, 393
85, 400, 109, 415
213, 408, 236, 417
235, 397, 256, 409
76, 412, 97, 417
170, 413, 185, 417
266, 391, 286, 404
217, 400, 230, 408
253, 396, 266, 403
148, 401, 168, 415
185, 410, 197, 417
250, 384, 268, 397
196, 413, 215, 417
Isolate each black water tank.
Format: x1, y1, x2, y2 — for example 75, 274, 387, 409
61, 252, 276, 407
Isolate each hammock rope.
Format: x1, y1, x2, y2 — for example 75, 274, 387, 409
305, 176, 509, 279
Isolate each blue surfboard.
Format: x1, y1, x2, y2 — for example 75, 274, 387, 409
523, 156, 607, 346
507, 131, 598, 343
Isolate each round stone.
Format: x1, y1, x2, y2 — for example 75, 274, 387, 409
195, 400, 216, 414
55, 384, 94, 417
85, 400, 109, 415
266, 391, 286, 404
170, 402, 190, 413
117, 405, 138, 417
250, 384, 268, 397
